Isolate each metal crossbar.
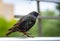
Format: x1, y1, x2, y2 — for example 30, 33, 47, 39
38, 16, 60, 19
14, 15, 60, 19
29, 0, 60, 3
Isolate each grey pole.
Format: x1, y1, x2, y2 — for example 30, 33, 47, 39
37, 1, 42, 37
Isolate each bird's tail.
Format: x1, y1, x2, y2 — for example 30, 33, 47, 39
6, 28, 15, 37
6, 27, 17, 37
6, 31, 13, 37
8, 26, 15, 31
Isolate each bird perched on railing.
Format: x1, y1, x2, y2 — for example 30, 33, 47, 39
6, 11, 39, 37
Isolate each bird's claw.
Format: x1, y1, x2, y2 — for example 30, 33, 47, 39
27, 35, 34, 38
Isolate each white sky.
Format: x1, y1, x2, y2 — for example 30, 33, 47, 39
3, 0, 56, 15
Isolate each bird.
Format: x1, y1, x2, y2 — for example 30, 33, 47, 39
6, 11, 39, 37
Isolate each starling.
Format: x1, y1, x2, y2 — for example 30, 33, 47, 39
6, 11, 39, 37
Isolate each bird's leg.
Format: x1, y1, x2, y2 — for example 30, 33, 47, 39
22, 32, 30, 37
27, 32, 32, 35
22, 32, 31, 36
22, 32, 33, 37
17, 29, 33, 37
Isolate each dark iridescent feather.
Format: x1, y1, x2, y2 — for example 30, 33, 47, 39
6, 11, 39, 37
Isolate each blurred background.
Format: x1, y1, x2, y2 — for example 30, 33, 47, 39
0, 0, 60, 37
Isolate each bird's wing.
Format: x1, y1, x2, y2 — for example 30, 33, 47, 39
8, 16, 25, 31
14, 16, 25, 26
19, 15, 36, 32
14, 15, 36, 26
9, 15, 35, 31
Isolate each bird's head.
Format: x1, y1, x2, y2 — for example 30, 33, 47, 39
29, 11, 39, 18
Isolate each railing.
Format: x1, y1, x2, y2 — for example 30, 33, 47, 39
14, 15, 60, 19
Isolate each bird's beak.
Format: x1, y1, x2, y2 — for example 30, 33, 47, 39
38, 13, 40, 16
37, 13, 40, 18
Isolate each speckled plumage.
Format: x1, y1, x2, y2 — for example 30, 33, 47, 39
6, 11, 39, 37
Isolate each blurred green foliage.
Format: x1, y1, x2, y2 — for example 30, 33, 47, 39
41, 10, 60, 37
41, 9, 55, 16
42, 19, 60, 37
0, 17, 17, 37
